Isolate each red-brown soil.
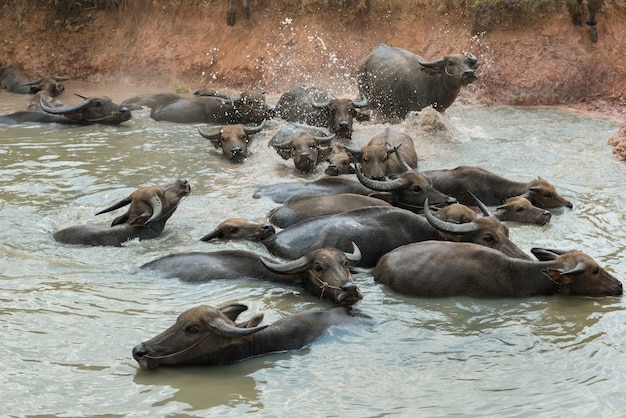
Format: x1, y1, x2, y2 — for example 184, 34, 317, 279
2, 1, 626, 156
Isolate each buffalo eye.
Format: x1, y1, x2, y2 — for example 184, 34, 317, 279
544, 192, 553, 197
482, 234, 495, 243
94, 101, 102, 107
185, 325, 200, 334
515, 207, 524, 212
341, 161, 349, 167
592, 267, 600, 275
229, 227, 239, 234
412, 185, 423, 193
313, 263, 323, 273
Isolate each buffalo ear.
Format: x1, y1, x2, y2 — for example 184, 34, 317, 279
420, 66, 441, 76
542, 268, 573, 285
239, 313, 264, 328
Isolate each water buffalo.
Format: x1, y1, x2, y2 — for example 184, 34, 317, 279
493, 196, 552, 225
259, 202, 529, 268
140, 244, 363, 306
53, 179, 191, 246
423, 166, 573, 209
132, 303, 358, 368
357, 43, 478, 120
274, 84, 369, 139
267, 193, 392, 228
197, 119, 266, 162
344, 129, 418, 180
121, 87, 269, 124
0, 64, 69, 96
269, 125, 336, 173
227, 0, 250, 26
0, 93, 132, 125
433, 203, 477, 224
373, 242, 623, 298
573, 0, 605, 42
200, 218, 276, 242
253, 176, 374, 204
325, 145, 355, 176
354, 165, 456, 212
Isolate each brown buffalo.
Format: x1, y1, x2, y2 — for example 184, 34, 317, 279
270, 126, 336, 173
373, 242, 623, 298
423, 166, 573, 209
358, 43, 478, 120
132, 304, 357, 368
141, 244, 363, 306
345, 128, 417, 180
200, 218, 276, 242
325, 145, 355, 176
573, 0, 605, 42
0, 64, 69, 96
197, 119, 266, 162
53, 179, 191, 246
433, 203, 477, 224
493, 196, 552, 225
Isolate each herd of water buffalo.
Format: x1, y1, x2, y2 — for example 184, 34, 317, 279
2, 28, 621, 368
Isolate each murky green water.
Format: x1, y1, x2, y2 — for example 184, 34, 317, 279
1, 84, 625, 417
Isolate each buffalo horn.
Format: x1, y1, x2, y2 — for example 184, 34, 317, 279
528, 186, 541, 193
197, 126, 222, 140
392, 143, 415, 171
260, 254, 309, 274
424, 198, 480, 234
417, 57, 445, 68
95, 198, 132, 216
560, 261, 587, 276
312, 98, 332, 108
354, 163, 406, 191
530, 248, 566, 261
200, 227, 224, 241
207, 316, 268, 338
22, 78, 43, 86
314, 133, 336, 145
345, 242, 362, 262
40, 95, 91, 114
144, 195, 163, 224
244, 118, 267, 134
467, 190, 494, 217
352, 93, 368, 108
343, 144, 362, 157
219, 304, 249, 321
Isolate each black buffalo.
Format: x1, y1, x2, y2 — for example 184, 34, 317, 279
357, 43, 478, 120
121, 87, 269, 124
132, 304, 359, 368
0, 93, 131, 125
274, 84, 369, 139
573, 0, 605, 43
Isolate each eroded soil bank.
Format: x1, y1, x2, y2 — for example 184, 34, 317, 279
2, 0, 626, 156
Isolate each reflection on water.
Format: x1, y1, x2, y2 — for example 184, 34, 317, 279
1, 84, 626, 416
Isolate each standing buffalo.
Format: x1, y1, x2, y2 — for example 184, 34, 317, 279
197, 119, 266, 162
373, 242, 623, 298
132, 304, 358, 368
121, 88, 270, 124
573, 0, 605, 42
0, 64, 69, 96
0, 93, 131, 125
53, 179, 191, 246
269, 125, 336, 173
357, 43, 478, 120
423, 166, 573, 209
274, 84, 369, 139
345, 129, 418, 180
140, 244, 363, 306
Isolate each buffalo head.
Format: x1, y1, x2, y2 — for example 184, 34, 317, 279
260, 243, 363, 306
272, 133, 336, 173
494, 196, 552, 225
39, 93, 131, 125
95, 179, 191, 227
325, 147, 355, 176
522, 178, 573, 209
23, 75, 70, 97
312, 95, 369, 139
200, 217, 275, 242
419, 52, 479, 89
198, 119, 266, 162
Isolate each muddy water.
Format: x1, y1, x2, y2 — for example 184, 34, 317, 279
1, 84, 625, 417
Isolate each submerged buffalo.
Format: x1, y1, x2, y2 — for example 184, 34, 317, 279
373, 242, 623, 298
141, 244, 363, 306
122, 88, 270, 124
53, 179, 191, 246
0, 93, 131, 125
132, 303, 359, 368
197, 119, 267, 162
0, 64, 69, 96
357, 43, 478, 120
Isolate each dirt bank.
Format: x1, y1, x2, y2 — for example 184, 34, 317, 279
2, 1, 626, 154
